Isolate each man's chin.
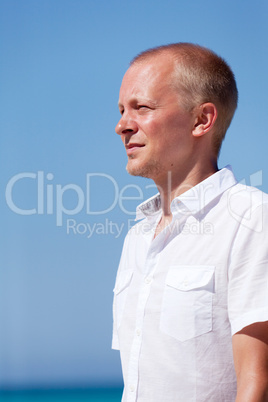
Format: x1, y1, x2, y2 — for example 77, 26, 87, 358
126, 165, 146, 177
126, 160, 162, 179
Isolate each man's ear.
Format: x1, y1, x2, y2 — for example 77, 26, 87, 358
192, 103, 218, 137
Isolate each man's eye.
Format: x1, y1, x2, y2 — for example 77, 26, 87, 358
137, 105, 149, 110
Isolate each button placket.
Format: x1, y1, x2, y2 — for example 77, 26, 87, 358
126, 251, 158, 402
145, 276, 152, 284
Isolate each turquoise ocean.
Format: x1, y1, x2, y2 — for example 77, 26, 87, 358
0, 389, 123, 402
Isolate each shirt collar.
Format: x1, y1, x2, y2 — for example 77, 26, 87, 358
136, 165, 237, 220
135, 192, 161, 221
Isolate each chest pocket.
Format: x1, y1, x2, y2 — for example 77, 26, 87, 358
113, 269, 133, 330
160, 266, 215, 342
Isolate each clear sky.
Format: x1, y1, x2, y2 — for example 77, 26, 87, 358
0, 0, 267, 389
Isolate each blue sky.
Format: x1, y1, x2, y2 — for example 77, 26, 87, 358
0, 0, 267, 389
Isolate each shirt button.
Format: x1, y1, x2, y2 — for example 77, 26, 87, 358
136, 329, 141, 336
145, 276, 152, 284
182, 278, 188, 287
130, 385, 135, 392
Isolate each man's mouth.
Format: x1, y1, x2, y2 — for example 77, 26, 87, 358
126, 143, 145, 156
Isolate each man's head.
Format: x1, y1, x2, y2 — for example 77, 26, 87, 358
131, 43, 238, 154
116, 43, 238, 181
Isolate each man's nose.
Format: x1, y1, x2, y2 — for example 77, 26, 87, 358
115, 114, 138, 136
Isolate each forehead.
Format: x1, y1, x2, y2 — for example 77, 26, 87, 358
119, 56, 176, 102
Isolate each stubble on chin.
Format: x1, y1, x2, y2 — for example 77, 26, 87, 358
126, 158, 163, 179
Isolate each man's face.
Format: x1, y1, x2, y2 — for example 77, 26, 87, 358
115, 56, 196, 182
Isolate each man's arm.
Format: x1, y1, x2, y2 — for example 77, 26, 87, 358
232, 321, 268, 402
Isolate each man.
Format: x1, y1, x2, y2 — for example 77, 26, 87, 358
112, 43, 268, 401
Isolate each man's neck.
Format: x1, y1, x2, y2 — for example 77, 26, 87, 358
155, 162, 218, 218
152, 163, 218, 239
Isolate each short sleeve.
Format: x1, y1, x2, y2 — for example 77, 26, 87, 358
228, 202, 268, 335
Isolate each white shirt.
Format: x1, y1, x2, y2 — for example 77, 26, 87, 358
112, 166, 268, 402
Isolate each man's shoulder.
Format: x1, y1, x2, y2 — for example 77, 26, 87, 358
226, 182, 268, 209
225, 183, 268, 233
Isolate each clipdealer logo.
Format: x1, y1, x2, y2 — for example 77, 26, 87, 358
5, 169, 265, 236
4, 171, 154, 229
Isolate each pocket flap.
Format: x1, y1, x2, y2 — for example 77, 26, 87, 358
113, 269, 133, 294
166, 265, 215, 291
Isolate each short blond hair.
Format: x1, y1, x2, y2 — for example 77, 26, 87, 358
131, 43, 238, 155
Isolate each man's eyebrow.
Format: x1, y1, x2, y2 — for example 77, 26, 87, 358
118, 97, 158, 108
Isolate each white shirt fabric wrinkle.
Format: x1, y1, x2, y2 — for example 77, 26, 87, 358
112, 166, 268, 402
